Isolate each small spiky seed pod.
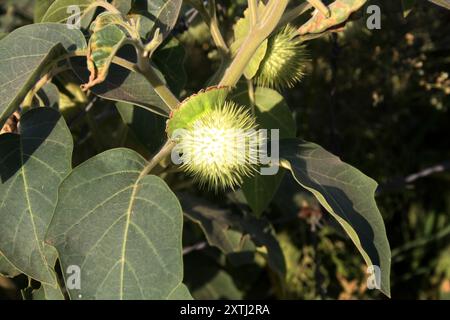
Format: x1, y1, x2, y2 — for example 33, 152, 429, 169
255, 25, 308, 89
167, 88, 260, 190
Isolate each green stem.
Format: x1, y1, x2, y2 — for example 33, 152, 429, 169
248, 0, 259, 26
138, 60, 180, 110
140, 140, 177, 176
247, 79, 256, 115
219, 0, 289, 87
278, 2, 312, 27
210, 16, 229, 55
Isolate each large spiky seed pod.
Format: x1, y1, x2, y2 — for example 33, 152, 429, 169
255, 24, 308, 89
167, 87, 260, 190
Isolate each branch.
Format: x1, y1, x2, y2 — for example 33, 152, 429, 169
278, 2, 312, 27
248, 0, 259, 26
377, 161, 450, 194
140, 140, 177, 177
219, 0, 289, 87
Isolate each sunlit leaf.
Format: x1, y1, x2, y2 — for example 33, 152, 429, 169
46, 149, 191, 299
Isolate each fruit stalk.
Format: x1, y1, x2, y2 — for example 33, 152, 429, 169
219, 0, 289, 87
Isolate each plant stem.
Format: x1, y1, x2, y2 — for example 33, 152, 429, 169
247, 79, 256, 115
95, 1, 122, 15
210, 16, 229, 55
278, 2, 312, 27
307, 0, 330, 18
248, 0, 259, 26
22, 66, 69, 110
140, 140, 177, 177
219, 0, 289, 87
138, 60, 180, 110
190, 0, 229, 55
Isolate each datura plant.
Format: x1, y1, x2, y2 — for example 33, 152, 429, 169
2, 0, 444, 301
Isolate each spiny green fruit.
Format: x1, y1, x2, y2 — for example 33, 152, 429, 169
255, 25, 308, 89
167, 87, 260, 190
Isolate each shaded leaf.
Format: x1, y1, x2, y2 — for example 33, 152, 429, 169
153, 37, 186, 96
180, 192, 286, 278
116, 102, 167, 155
71, 57, 170, 117
232, 87, 296, 216
0, 108, 73, 285
0, 23, 86, 126
131, 0, 183, 41
112, 0, 132, 15
46, 149, 190, 299
0, 254, 21, 278
279, 139, 391, 297
185, 251, 244, 300
32, 245, 65, 300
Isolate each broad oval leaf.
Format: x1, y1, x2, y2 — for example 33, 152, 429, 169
0, 23, 86, 126
279, 139, 391, 297
46, 149, 191, 299
41, 0, 95, 24
180, 192, 286, 279
0, 108, 73, 285
116, 102, 167, 155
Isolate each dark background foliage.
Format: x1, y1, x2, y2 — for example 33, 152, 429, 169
0, 0, 449, 299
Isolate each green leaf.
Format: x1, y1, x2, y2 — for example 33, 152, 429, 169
41, 0, 95, 24
0, 23, 86, 126
112, 0, 132, 15
279, 139, 391, 297
116, 102, 167, 155
131, 0, 183, 40
153, 37, 187, 97
46, 149, 191, 299
401, 0, 416, 17
232, 87, 296, 216
185, 251, 244, 300
428, 0, 450, 9
0, 254, 21, 278
82, 24, 127, 91
0, 108, 73, 285
34, 0, 56, 22
32, 282, 65, 300
71, 57, 170, 117
32, 246, 65, 300
180, 192, 286, 278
